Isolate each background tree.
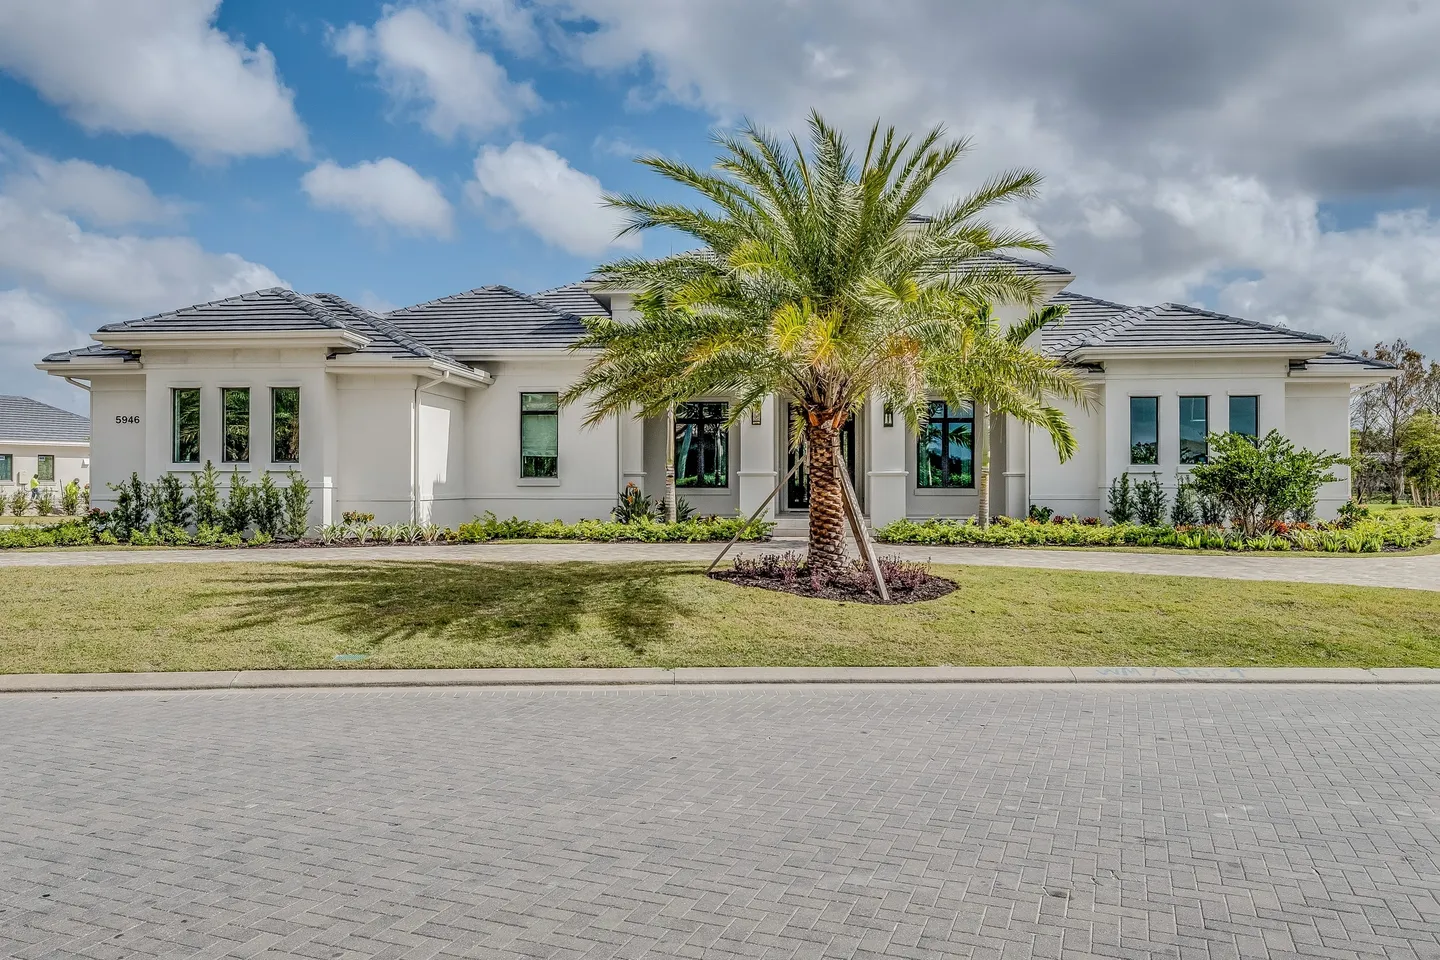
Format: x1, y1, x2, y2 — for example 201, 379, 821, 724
568, 112, 1084, 578
1354, 340, 1440, 502
1401, 410, 1440, 506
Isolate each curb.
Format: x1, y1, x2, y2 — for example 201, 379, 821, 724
1, 665, 1438, 694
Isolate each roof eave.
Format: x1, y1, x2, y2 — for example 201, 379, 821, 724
325, 356, 493, 385
1288, 366, 1400, 384
1069, 344, 1333, 362
447, 348, 596, 361
94, 330, 371, 351
36, 358, 141, 375
0, 438, 90, 447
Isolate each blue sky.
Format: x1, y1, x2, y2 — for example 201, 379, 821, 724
3, 0, 1438, 412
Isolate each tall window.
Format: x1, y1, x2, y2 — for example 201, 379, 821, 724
37, 455, 55, 482
520, 392, 559, 478
1130, 396, 1159, 465
0, 454, 10, 482
271, 387, 300, 463
917, 400, 974, 488
172, 387, 201, 463
1229, 395, 1259, 439
222, 388, 250, 463
1179, 396, 1209, 464
674, 402, 728, 487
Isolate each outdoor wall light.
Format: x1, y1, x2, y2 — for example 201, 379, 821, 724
750, 406, 762, 426
883, 404, 894, 427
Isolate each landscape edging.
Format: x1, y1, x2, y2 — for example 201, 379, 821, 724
1, 664, 1438, 694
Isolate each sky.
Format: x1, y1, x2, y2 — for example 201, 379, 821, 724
2, 0, 1438, 414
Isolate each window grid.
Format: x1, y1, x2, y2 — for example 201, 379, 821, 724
916, 400, 974, 489
674, 401, 729, 488
0, 453, 11, 482
36, 455, 55, 483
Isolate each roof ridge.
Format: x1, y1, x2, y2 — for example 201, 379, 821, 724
978, 250, 1073, 276
1059, 304, 1159, 353
532, 282, 588, 296
313, 294, 442, 360
273, 288, 352, 331
1053, 290, 1133, 310
386, 285, 510, 315
1157, 302, 1332, 344
493, 285, 585, 323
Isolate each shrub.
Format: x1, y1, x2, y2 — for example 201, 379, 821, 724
613, 483, 655, 522
1027, 504, 1054, 523
108, 472, 149, 538
152, 473, 193, 528
191, 461, 221, 528
193, 524, 225, 546
9, 488, 28, 517
249, 531, 274, 546
281, 470, 311, 540
1133, 473, 1168, 527
454, 511, 774, 544
0, 519, 95, 549
222, 470, 253, 535
35, 489, 54, 516
1106, 473, 1134, 525
81, 483, 90, 511
1170, 475, 1198, 527
60, 480, 81, 516
342, 511, 375, 524
253, 474, 284, 538
1188, 431, 1342, 536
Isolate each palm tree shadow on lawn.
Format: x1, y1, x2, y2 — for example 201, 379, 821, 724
211, 561, 690, 657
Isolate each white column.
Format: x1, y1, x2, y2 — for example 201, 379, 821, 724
619, 407, 646, 493
737, 394, 779, 520
867, 399, 908, 526
1001, 412, 1027, 519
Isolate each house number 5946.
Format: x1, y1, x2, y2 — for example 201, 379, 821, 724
115, 415, 140, 424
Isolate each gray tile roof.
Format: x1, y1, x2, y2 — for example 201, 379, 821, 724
385, 286, 588, 352
41, 343, 138, 364
0, 395, 90, 443
1059, 302, 1333, 355
1040, 291, 1134, 358
1297, 351, 1398, 371
534, 283, 608, 317
96, 288, 353, 334
309, 294, 469, 371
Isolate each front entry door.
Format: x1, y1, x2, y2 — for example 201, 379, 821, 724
785, 407, 858, 510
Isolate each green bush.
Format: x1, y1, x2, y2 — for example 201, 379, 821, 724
1189, 431, 1343, 535
107, 473, 149, 538
192, 461, 221, 528
0, 520, 96, 549
253, 473, 283, 538
9, 488, 29, 517
152, 473, 192, 528
875, 512, 1434, 554
35, 489, 54, 516
60, 480, 81, 516
454, 511, 774, 544
281, 469, 311, 540
1106, 473, 1134, 524
222, 470, 252, 535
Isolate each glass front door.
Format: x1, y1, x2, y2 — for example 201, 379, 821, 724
785, 407, 858, 510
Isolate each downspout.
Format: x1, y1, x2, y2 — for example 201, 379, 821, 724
65, 377, 91, 393
413, 371, 448, 525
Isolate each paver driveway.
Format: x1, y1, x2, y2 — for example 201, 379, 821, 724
3, 685, 1439, 959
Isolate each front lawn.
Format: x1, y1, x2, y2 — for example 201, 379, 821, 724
2, 561, 1437, 673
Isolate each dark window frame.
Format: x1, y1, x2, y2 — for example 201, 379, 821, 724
1229, 394, 1259, 439
36, 454, 55, 483
222, 387, 251, 464
270, 386, 300, 464
1179, 395, 1210, 465
172, 387, 201, 464
916, 399, 975, 489
0, 453, 11, 482
1129, 396, 1160, 465
519, 391, 559, 479
674, 401, 729, 489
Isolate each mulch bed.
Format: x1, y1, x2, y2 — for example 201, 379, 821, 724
708, 569, 957, 605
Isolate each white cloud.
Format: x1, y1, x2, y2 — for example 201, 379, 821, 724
0, 0, 306, 159
0, 139, 182, 227
332, 6, 539, 139
465, 141, 639, 256
522, 0, 1440, 356
301, 159, 454, 238
0, 288, 77, 348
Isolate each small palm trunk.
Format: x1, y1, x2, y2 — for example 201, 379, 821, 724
804, 422, 848, 580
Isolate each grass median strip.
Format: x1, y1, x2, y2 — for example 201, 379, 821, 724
1, 561, 1437, 674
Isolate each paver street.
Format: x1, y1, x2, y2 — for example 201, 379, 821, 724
2, 685, 1439, 959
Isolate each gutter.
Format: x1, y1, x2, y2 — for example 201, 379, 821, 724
413, 371, 449, 525
64, 377, 91, 393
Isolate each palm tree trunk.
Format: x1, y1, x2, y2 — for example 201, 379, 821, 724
977, 412, 991, 529
804, 420, 847, 579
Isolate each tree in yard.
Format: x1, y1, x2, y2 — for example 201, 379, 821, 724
1401, 410, 1440, 506
928, 302, 1078, 528
564, 112, 1085, 578
1354, 340, 1440, 502
1188, 431, 1342, 535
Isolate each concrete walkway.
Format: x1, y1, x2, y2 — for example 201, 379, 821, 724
2, 664, 1438, 694
3, 538, 1438, 590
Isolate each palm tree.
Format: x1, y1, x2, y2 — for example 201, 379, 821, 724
565, 112, 1084, 579
929, 303, 1078, 528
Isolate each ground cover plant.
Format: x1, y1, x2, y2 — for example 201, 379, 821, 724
1, 561, 1437, 674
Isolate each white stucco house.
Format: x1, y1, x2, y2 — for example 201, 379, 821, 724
0, 396, 90, 502
37, 251, 1395, 530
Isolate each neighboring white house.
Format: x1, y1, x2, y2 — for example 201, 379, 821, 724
0, 396, 90, 504
37, 253, 1396, 529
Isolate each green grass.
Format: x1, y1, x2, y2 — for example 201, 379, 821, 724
1366, 502, 1440, 521
2, 561, 1438, 674
0, 515, 73, 525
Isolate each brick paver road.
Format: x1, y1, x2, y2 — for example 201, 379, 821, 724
2, 541, 1438, 590
3, 685, 1438, 959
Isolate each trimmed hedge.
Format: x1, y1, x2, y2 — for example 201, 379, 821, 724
0, 520, 98, 549
874, 514, 1437, 553
455, 512, 775, 543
